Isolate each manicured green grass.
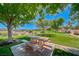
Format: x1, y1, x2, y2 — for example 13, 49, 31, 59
16, 35, 31, 41
0, 43, 20, 56
0, 35, 31, 41
0, 36, 8, 41
53, 48, 76, 56
38, 31, 79, 49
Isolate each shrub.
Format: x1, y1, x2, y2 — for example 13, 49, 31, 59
17, 36, 31, 41
37, 34, 55, 37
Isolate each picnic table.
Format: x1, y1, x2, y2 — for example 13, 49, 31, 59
11, 36, 55, 56
25, 36, 53, 55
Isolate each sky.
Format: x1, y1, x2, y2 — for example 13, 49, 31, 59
0, 4, 72, 30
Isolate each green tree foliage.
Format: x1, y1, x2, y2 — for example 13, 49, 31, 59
49, 18, 64, 31
0, 3, 67, 41
35, 4, 66, 32
66, 20, 72, 29
35, 19, 49, 33
37, 3, 67, 19
70, 4, 79, 29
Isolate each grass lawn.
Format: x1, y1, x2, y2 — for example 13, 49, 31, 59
53, 48, 76, 56
38, 31, 79, 49
0, 42, 20, 56
0, 35, 31, 41
0, 31, 79, 56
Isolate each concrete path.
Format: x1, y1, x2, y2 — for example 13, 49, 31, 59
11, 43, 28, 56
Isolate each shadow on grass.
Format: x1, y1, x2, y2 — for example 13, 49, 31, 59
53, 48, 77, 56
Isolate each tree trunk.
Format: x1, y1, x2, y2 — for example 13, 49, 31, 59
7, 21, 13, 43
41, 28, 45, 33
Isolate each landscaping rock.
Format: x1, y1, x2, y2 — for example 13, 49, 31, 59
21, 40, 28, 43
14, 39, 22, 43
14, 39, 29, 43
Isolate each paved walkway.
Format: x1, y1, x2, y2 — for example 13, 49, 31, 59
11, 43, 27, 56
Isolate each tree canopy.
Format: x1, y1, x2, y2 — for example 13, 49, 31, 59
0, 3, 67, 41
0, 3, 67, 27
69, 4, 79, 29
36, 19, 49, 29
0, 4, 39, 27
49, 18, 64, 31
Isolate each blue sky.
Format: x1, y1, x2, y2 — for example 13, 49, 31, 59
0, 4, 72, 30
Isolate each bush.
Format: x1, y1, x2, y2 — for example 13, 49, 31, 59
17, 36, 31, 41
37, 34, 55, 37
